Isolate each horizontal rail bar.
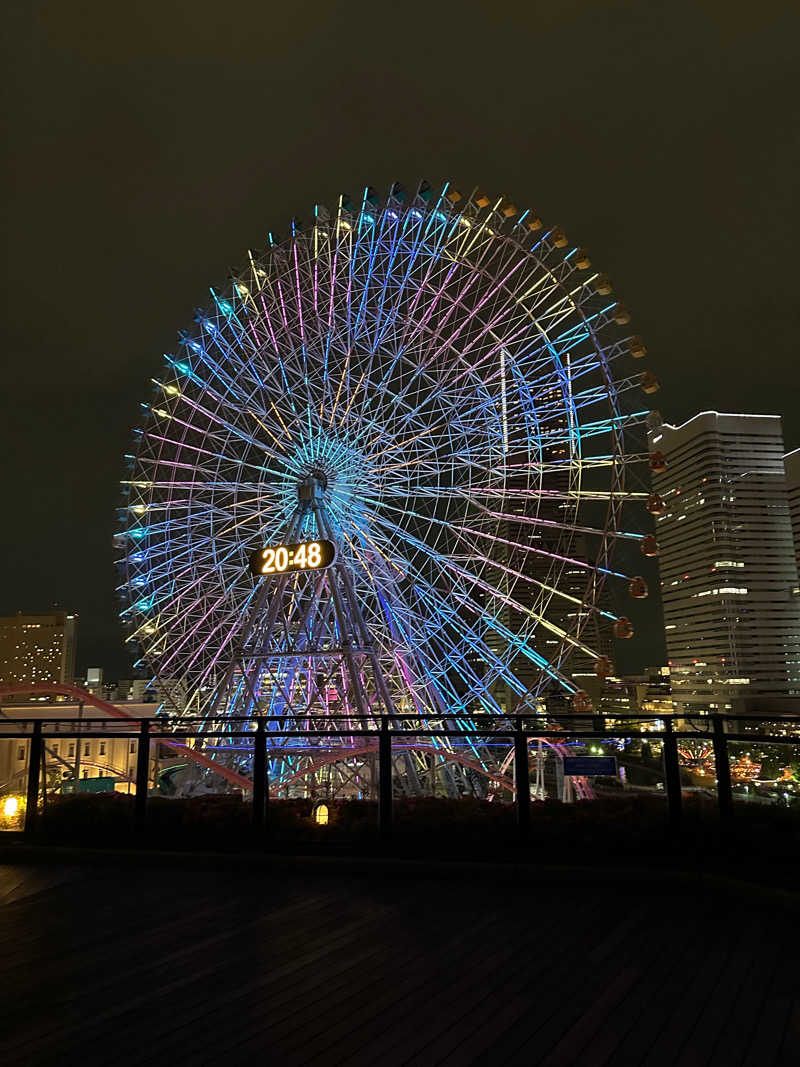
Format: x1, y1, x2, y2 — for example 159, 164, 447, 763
2, 712, 800, 725
2, 725, 800, 743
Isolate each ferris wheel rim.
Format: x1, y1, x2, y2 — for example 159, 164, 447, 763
117, 181, 657, 725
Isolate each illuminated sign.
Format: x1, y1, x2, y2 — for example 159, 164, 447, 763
563, 755, 617, 777
249, 539, 337, 577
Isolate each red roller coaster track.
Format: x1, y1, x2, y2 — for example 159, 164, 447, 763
0, 683, 254, 791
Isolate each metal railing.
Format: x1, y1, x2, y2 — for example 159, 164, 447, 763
3, 711, 800, 840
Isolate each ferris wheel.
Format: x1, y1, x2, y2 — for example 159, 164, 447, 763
118, 180, 660, 795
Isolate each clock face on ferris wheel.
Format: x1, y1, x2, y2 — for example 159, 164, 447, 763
249, 539, 337, 576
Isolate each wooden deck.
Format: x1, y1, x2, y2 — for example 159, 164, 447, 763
1, 861, 798, 1064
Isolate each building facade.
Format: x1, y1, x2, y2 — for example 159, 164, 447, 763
0, 702, 167, 810
650, 413, 800, 714
785, 448, 800, 573
0, 613, 78, 689
784, 448, 800, 689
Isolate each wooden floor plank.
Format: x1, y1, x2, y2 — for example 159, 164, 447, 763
481, 907, 656, 1064
2, 862, 799, 1067
566, 912, 711, 1066
741, 947, 797, 1066
244, 903, 516, 1062
6, 887, 361, 1057
669, 916, 766, 1067
402, 901, 603, 1067
708, 935, 783, 1066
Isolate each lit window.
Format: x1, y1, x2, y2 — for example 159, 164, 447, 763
314, 803, 329, 826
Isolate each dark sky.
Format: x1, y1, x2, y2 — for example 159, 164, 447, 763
3, 1, 798, 677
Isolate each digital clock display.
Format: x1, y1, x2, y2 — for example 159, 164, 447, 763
249, 539, 337, 576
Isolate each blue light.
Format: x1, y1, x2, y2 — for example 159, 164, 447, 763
130, 528, 147, 541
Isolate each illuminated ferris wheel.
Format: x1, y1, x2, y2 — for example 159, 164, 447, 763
118, 180, 660, 795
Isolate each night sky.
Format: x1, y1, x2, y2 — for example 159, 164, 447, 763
3, 2, 798, 678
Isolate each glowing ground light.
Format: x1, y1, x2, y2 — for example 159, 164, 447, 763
2, 796, 20, 818
117, 180, 658, 794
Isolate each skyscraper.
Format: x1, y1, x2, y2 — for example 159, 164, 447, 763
785, 448, 800, 572
0, 612, 78, 689
785, 447, 800, 690
650, 413, 800, 714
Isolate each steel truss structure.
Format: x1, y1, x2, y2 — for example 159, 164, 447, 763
117, 180, 658, 798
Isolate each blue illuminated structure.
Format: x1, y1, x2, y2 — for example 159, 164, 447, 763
117, 181, 657, 797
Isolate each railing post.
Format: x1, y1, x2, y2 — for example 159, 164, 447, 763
252, 718, 267, 834
514, 717, 531, 841
712, 715, 733, 819
662, 719, 682, 828
24, 721, 43, 835
134, 719, 151, 828
378, 719, 392, 839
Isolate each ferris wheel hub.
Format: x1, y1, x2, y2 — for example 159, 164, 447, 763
298, 471, 329, 502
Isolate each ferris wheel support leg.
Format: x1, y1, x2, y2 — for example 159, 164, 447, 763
311, 504, 372, 722
337, 564, 398, 720
208, 508, 308, 721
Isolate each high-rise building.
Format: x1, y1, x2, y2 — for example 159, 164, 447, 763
785, 448, 800, 572
650, 413, 800, 714
0, 612, 78, 689
785, 447, 800, 690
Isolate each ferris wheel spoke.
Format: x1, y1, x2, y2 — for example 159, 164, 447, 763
365, 504, 607, 663
368, 197, 457, 352
378, 585, 508, 718
452, 521, 628, 579
142, 431, 288, 482
463, 496, 644, 543
125, 507, 286, 639
156, 579, 255, 681
407, 566, 579, 693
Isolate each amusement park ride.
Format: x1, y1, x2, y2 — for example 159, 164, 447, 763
117, 180, 661, 800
